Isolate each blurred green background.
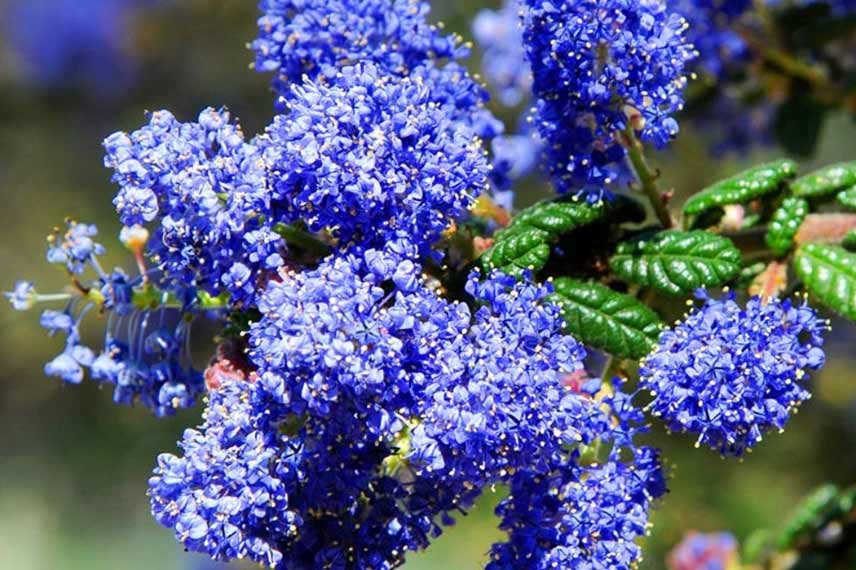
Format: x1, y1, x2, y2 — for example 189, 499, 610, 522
0, 1, 854, 568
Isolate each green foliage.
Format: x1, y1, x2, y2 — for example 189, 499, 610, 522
766, 196, 810, 257
836, 186, 856, 210
610, 230, 742, 296
497, 195, 644, 240
480, 230, 551, 276
795, 243, 856, 320
547, 278, 663, 359
792, 161, 856, 198
481, 195, 644, 276
682, 159, 798, 216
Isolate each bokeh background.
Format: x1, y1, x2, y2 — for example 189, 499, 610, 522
0, 1, 854, 568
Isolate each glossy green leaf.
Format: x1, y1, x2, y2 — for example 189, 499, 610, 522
683, 159, 798, 216
766, 196, 809, 256
792, 161, 856, 198
610, 230, 742, 295
548, 278, 663, 359
497, 194, 645, 240
837, 186, 856, 209
482, 195, 645, 276
795, 243, 856, 320
480, 229, 551, 276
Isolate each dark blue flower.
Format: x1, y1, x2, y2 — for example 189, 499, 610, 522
3, 0, 155, 91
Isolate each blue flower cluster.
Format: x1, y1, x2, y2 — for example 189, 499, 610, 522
11, 220, 207, 416
3, 0, 155, 91
488, 393, 666, 570
252, 0, 464, 97
640, 291, 828, 455
521, 0, 696, 199
260, 63, 489, 252
147, 233, 665, 567
251, 0, 501, 138
104, 108, 281, 307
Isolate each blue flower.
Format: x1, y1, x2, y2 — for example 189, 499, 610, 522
47, 220, 106, 275
409, 272, 598, 486
640, 291, 828, 455
488, 445, 665, 570
149, 380, 299, 567
252, 0, 466, 95
259, 63, 489, 253
103, 108, 283, 305
521, 0, 696, 199
6, 281, 36, 311
251, 0, 499, 138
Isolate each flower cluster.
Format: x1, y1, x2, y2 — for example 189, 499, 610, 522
260, 63, 489, 252
251, 0, 501, 138
104, 107, 281, 306
252, 0, 465, 98
10, 220, 207, 416
488, 392, 666, 570
148, 235, 664, 568
640, 291, 828, 455
521, 0, 696, 199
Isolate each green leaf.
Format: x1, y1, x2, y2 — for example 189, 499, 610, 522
480, 230, 551, 276
766, 196, 810, 256
481, 194, 645, 276
792, 161, 856, 198
837, 186, 856, 209
683, 159, 798, 216
795, 243, 856, 320
610, 230, 742, 295
498, 194, 645, 240
548, 278, 663, 359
